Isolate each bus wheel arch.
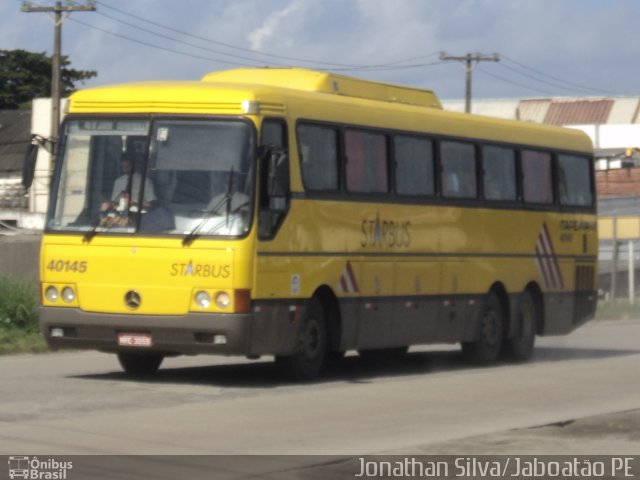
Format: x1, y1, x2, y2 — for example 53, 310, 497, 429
525, 282, 545, 336
489, 281, 510, 336
313, 285, 343, 355
276, 292, 331, 381
503, 285, 539, 362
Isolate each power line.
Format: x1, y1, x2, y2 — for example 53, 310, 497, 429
327, 58, 446, 72
68, 16, 256, 67
501, 54, 620, 96
70, 12, 446, 74
495, 61, 596, 95
97, 1, 362, 69
93, 9, 283, 67
96, 1, 444, 72
475, 66, 559, 96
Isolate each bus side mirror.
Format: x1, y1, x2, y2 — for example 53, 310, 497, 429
22, 141, 38, 190
267, 149, 289, 202
258, 147, 290, 239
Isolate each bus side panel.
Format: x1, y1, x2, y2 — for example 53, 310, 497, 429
540, 293, 576, 335
355, 262, 394, 349
390, 261, 440, 346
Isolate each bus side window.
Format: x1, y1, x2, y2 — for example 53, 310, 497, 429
522, 150, 553, 204
482, 145, 517, 202
259, 119, 289, 239
558, 154, 593, 207
345, 129, 388, 194
297, 123, 339, 191
440, 141, 476, 199
394, 135, 435, 197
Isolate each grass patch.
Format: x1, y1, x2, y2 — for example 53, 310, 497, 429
0, 276, 48, 355
595, 301, 640, 321
0, 327, 48, 354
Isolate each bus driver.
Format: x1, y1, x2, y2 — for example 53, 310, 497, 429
102, 152, 156, 212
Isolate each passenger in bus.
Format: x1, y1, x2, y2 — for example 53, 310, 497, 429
444, 171, 460, 196
206, 169, 250, 213
101, 152, 157, 211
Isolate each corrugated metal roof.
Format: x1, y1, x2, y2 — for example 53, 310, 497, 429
0, 110, 31, 174
517, 99, 551, 123
442, 96, 640, 125
543, 99, 614, 125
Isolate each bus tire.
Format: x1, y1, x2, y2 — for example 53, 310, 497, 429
462, 293, 503, 365
276, 297, 327, 381
117, 352, 164, 375
503, 292, 536, 362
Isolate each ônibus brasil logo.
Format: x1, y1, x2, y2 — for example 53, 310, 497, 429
8, 456, 73, 479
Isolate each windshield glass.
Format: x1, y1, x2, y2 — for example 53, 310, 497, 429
48, 117, 255, 238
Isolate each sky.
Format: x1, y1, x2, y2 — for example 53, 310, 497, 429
1, 0, 639, 100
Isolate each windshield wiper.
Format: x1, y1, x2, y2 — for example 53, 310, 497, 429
82, 215, 102, 243
182, 168, 235, 246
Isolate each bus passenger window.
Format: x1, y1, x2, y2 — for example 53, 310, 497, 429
394, 136, 435, 196
522, 150, 553, 204
482, 145, 516, 201
345, 130, 388, 194
297, 124, 338, 191
440, 141, 476, 199
558, 154, 593, 207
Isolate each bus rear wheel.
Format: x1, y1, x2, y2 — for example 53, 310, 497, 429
462, 293, 503, 365
503, 292, 536, 362
276, 297, 327, 381
117, 352, 164, 375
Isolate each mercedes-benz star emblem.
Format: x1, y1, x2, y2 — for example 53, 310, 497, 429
124, 290, 142, 309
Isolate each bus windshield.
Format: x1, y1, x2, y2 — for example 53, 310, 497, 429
48, 117, 255, 238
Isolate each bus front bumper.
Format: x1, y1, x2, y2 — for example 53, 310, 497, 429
39, 306, 296, 357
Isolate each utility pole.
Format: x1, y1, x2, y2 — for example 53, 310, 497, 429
440, 52, 500, 113
21, 1, 96, 154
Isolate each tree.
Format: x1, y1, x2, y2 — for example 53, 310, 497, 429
0, 49, 97, 109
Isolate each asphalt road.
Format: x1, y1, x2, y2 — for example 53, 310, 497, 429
0, 319, 639, 464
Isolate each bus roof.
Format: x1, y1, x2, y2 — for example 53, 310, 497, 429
67, 68, 592, 154
201, 67, 442, 109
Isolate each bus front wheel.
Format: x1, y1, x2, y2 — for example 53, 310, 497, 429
276, 297, 327, 381
462, 293, 504, 365
117, 352, 164, 375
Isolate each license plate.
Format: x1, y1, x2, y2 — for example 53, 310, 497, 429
118, 333, 153, 348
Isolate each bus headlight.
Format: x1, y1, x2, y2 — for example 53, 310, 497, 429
195, 291, 211, 309
45, 286, 59, 303
61, 287, 76, 303
215, 291, 231, 310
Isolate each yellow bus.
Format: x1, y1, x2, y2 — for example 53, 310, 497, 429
35, 68, 597, 380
